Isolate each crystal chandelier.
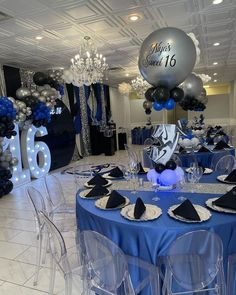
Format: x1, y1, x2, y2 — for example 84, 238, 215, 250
70, 36, 109, 86
131, 75, 151, 96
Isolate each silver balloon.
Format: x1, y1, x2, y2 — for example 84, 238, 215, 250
41, 90, 51, 97
143, 100, 152, 109
46, 102, 53, 108
0, 161, 9, 169
17, 101, 26, 109
10, 157, 18, 166
5, 155, 12, 162
181, 73, 203, 98
197, 88, 206, 102
8, 97, 15, 103
38, 95, 46, 103
31, 91, 40, 99
138, 27, 196, 89
37, 86, 45, 92
18, 113, 26, 122
16, 87, 31, 100
22, 108, 27, 114
44, 84, 51, 90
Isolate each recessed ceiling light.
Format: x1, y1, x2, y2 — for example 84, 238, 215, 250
205, 85, 210, 88
213, 42, 220, 46
60, 67, 64, 70
125, 73, 130, 77
213, 72, 218, 76
212, 0, 223, 4
129, 14, 140, 21
214, 79, 217, 82
35, 36, 43, 40
213, 62, 218, 65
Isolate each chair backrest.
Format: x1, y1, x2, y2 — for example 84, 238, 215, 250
80, 230, 135, 295
44, 175, 65, 208
214, 155, 236, 173
167, 230, 224, 291
171, 154, 183, 167
27, 186, 47, 228
38, 211, 70, 275
210, 150, 231, 170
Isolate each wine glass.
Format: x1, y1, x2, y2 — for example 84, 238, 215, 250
176, 173, 187, 201
187, 169, 197, 193
152, 183, 160, 201
129, 161, 140, 194
195, 166, 203, 189
121, 166, 131, 190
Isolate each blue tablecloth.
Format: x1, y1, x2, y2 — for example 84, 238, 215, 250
178, 148, 235, 168
76, 189, 236, 276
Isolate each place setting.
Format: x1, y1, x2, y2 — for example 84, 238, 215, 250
84, 173, 113, 188
79, 185, 111, 199
217, 169, 236, 185
168, 198, 211, 223
206, 187, 236, 214
95, 190, 130, 210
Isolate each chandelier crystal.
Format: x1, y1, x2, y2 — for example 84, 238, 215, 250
131, 75, 151, 96
70, 36, 109, 86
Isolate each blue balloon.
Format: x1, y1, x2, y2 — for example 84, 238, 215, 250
164, 98, 176, 110
153, 102, 163, 111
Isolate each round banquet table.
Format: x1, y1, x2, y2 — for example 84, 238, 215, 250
76, 183, 236, 278
178, 147, 235, 168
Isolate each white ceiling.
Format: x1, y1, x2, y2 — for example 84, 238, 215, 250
0, 0, 235, 86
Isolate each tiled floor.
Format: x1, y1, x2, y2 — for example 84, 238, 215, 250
0, 150, 130, 295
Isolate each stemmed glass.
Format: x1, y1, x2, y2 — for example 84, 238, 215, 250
195, 166, 203, 189
187, 169, 197, 193
121, 166, 131, 190
129, 161, 140, 194
176, 173, 187, 201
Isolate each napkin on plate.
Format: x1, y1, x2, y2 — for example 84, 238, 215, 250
213, 190, 236, 210
138, 163, 147, 175
179, 146, 186, 153
207, 138, 214, 145
109, 166, 123, 178
214, 140, 230, 150
106, 190, 126, 208
87, 174, 108, 186
85, 185, 109, 198
198, 146, 210, 153
172, 199, 201, 221
134, 197, 146, 219
225, 169, 236, 183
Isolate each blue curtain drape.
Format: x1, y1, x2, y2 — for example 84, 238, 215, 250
92, 83, 102, 122
74, 86, 82, 134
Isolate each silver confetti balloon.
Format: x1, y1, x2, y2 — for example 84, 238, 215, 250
31, 91, 40, 99
181, 73, 203, 98
16, 87, 31, 100
138, 27, 196, 89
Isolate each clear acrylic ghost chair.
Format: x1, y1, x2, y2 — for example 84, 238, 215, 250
44, 175, 76, 231
80, 230, 160, 295
227, 254, 236, 295
143, 138, 154, 146
162, 230, 226, 295
214, 155, 236, 174
171, 154, 183, 168
38, 211, 87, 295
27, 186, 50, 286
210, 150, 231, 170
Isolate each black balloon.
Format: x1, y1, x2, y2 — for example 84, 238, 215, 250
33, 72, 47, 86
170, 87, 184, 102
145, 108, 152, 115
145, 87, 156, 102
152, 86, 170, 103
155, 163, 165, 173
165, 160, 177, 170
22, 96, 39, 109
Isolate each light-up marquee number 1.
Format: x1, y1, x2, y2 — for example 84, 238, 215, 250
2, 124, 51, 187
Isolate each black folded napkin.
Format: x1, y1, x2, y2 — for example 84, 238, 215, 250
134, 197, 146, 219
138, 163, 147, 174
179, 146, 186, 153
198, 146, 210, 153
198, 163, 206, 173
217, 131, 226, 136
225, 169, 236, 183
213, 191, 236, 210
109, 167, 123, 178
106, 190, 126, 208
214, 140, 230, 150
87, 174, 108, 186
207, 138, 214, 145
85, 185, 109, 198
172, 199, 201, 221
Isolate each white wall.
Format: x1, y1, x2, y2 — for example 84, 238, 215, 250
109, 87, 164, 129
188, 94, 230, 126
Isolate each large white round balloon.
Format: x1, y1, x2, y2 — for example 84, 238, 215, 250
138, 27, 196, 89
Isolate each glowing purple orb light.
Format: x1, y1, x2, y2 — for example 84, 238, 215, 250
159, 169, 178, 186
147, 169, 159, 184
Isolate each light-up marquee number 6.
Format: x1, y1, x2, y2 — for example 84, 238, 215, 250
21, 125, 51, 179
